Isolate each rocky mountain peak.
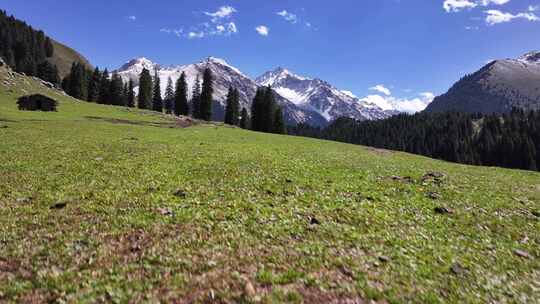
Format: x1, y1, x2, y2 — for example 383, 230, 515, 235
518, 51, 540, 63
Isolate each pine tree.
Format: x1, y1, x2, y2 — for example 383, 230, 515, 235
250, 88, 265, 132
37, 61, 59, 85
224, 87, 240, 125
152, 71, 163, 112
191, 75, 201, 118
262, 86, 276, 132
109, 72, 124, 106
138, 68, 153, 109
200, 68, 214, 121
164, 77, 175, 114
122, 83, 129, 107
67, 62, 88, 100
240, 107, 249, 129
273, 106, 286, 134
127, 79, 135, 108
87, 67, 101, 102
174, 72, 189, 116
44, 37, 54, 57
98, 69, 110, 104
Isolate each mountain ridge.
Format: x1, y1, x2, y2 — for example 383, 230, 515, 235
115, 56, 328, 126
256, 67, 397, 122
425, 51, 540, 114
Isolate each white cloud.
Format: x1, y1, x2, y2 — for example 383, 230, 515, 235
187, 22, 237, 39
369, 84, 392, 96
188, 31, 205, 39
127, 15, 137, 21
443, 0, 511, 12
228, 22, 238, 34
529, 5, 539, 12
484, 9, 539, 25
480, 0, 511, 5
205, 6, 237, 23
277, 10, 298, 24
361, 92, 435, 113
178, 6, 238, 39
444, 0, 477, 12
255, 25, 269, 36
160, 28, 184, 37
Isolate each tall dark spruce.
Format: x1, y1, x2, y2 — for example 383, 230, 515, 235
262, 86, 276, 133
122, 83, 129, 107
138, 68, 153, 109
191, 75, 201, 119
109, 72, 125, 106
224, 87, 240, 125
0, 10, 56, 79
65, 62, 88, 100
152, 71, 163, 112
87, 67, 101, 102
164, 77, 175, 114
127, 79, 135, 108
98, 69, 110, 104
240, 108, 249, 129
174, 72, 189, 116
273, 106, 286, 134
199, 68, 214, 121
250, 88, 265, 132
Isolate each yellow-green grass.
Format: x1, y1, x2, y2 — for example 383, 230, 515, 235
1, 67, 539, 303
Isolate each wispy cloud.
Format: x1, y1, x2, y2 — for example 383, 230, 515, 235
205, 6, 237, 23
369, 84, 392, 96
255, 25, 269, 36
484, 9, 539, 25
443, 0, 477, 12
163, 5, 239, 40
126, 15, 137, 21
160, 28, 184, 37
360, 90, 435, 113
277, 10, 298, 24
443, 0, 510, 13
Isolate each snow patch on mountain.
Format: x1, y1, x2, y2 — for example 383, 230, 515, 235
256, 68, 395, 122
114, 57, 328, 126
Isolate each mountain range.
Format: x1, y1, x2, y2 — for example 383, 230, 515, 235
115, 57, 396, 126
426, 51, 540, 114
113, 51, 540, 125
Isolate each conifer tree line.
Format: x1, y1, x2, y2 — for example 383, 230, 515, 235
249, 86, 286, 134
62, 62, 286, 133
0, 10, 59, 85
62, 63, 133, 107
289, 109, 540, 172
136, 67, 214, 120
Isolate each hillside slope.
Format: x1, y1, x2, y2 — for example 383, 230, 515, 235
48, 38, 92, 79
426, 51, 540, 114
0, 66, 539, 303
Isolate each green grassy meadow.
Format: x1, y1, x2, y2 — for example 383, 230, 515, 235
1, 67, 539, 303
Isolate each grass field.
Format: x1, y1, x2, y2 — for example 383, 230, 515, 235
1, 66, 539, 303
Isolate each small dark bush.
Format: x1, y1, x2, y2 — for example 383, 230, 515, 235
17, 94, 58, 112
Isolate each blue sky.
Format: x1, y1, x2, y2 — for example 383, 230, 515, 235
3, 0, 540, 103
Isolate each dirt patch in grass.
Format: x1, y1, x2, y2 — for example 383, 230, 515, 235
84, 116, 195, 129
364, 146, 393, 156
0, 258, 33, 281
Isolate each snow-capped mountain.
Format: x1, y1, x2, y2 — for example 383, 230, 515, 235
256, 67, 396, 122
115, 57, 327, 126
426, 51, 540, 114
